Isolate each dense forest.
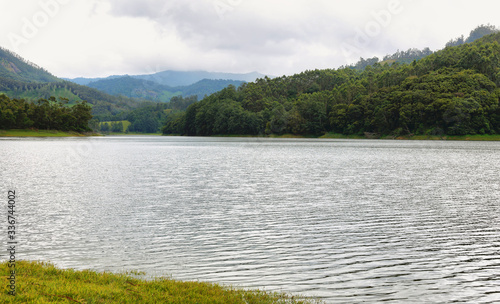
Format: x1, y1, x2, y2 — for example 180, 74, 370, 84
95, 95, 198, 133
0, 94, 92, 132
0, 76, 143, 119
163, 31, 500, 137
1, 25, 499, 135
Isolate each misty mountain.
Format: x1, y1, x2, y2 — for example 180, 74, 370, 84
65, 70, 267, 87
86, 76, 245, 101
133, 70, 266, 87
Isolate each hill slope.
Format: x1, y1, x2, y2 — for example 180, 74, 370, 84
0, 47, 59, 83
163, 32, 500, 137
0, 47, 145, 120
0, 47, 192, 133
348, 25, 499, 71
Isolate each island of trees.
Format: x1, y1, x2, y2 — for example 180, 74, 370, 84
163, 31, 500, 137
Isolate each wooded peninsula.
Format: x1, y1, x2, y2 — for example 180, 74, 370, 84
163, 32, 500, 138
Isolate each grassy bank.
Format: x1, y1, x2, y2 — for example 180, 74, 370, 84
1, 261, 321, 303
102, 132, 162, 136
201, 133, 500, 141
0, 129, 99, 137
320, 132, 500, 141
319, 133, 366, 139
395, 134, 500, 141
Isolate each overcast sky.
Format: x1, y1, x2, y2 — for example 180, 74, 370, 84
1, 0, 499, 78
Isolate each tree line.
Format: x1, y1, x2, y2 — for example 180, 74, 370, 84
163, 32, 500, 137
94, 95, 198, 133
446, 24, 499, 47
0, 94, 92, 132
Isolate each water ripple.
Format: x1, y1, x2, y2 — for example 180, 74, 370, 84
1, 137, 499, 303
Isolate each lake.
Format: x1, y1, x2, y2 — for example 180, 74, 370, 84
1, 136, 499, 303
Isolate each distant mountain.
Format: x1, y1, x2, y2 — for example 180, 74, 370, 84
133, 70, 266, 87
0, 47, 143, 120
63, 75, 122, 86
65, 70, 268, 87
176, 79, 245, 99
86, 76, 169, 99
86, 76, 245, 101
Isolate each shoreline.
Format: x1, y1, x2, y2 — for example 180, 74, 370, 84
2, 129, 499, 141
0, 129, 101, 138
206, 133, 500, 141
319, 132, 500, 141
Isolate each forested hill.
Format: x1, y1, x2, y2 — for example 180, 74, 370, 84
0, 47, 200, 133
0, 46, 58, 83
163, 32, 500, 137
348, 24, 499, 71
0, 47, 145, 121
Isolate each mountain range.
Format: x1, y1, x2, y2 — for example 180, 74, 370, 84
0, 47, 267, 116
63, 70, 267, 102
0, 47, 139, 119
0, 24, 498, 134
65, 70, 266, 87
84, 76, 247, 102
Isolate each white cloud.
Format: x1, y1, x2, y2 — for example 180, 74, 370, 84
0, 0, 499, 78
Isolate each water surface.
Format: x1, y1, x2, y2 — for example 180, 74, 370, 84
1, 136, 499, 303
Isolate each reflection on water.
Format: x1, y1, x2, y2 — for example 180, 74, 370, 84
1, 136, 500, 303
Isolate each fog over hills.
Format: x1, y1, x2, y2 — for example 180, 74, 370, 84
65, 70, 268, 87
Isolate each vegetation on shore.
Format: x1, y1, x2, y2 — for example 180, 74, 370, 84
0, 261, 321, 304
0, 94, 93, 132
2, 25, 499, 137
163, 30, 500, 138
177, 132, 500, 141
320, 132, 500, 141
0, 129, 98, 137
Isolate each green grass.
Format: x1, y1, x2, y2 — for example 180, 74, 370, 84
0, 88, 84, 105
319, 133, 366, 139
1, 261, 322, 304
106, 132, 162, 136
167, 132, 500, 141
0, 129, 96, 137
159, 91, 183, 102
390, 134, 500, 141
267, 134, 318, 139
320, 132, 500, 141
99, 121, 132, 132
98, 121, 162, 135
211, 134, 320, 139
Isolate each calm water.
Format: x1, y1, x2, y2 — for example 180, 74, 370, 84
1, 136, 499, 303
